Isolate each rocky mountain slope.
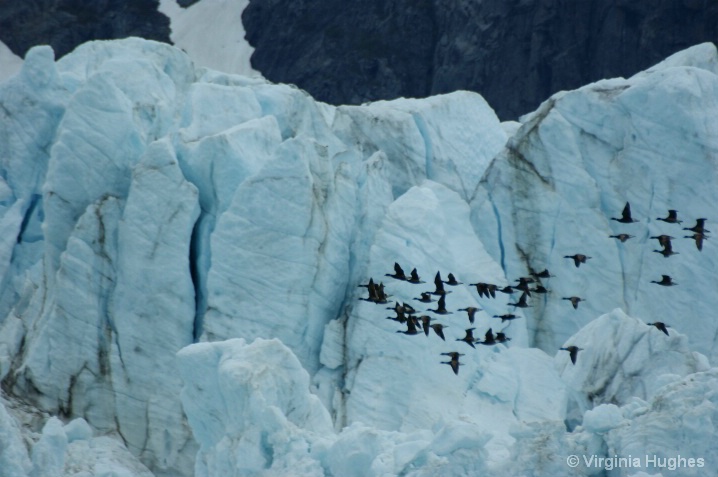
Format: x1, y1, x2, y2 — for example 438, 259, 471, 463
243, 0, 718, 119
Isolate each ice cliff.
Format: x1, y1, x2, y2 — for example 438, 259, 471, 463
0, 38, 717, 476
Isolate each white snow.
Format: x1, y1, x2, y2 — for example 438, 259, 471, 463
0, 37, 717, 477
159, 0, 261, 78
0, 40, 23, 82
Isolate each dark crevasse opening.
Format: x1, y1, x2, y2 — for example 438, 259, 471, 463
188, 212, 208, 343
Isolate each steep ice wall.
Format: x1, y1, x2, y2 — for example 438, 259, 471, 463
0, 397, 155, 477
177, 337, 559, 477
1, 38, 717, 477
0, 40, 205, 475
0, 38, 509, 475
472, 42, 718, 361
177, 338, 334, 477
498, 309, 716, 477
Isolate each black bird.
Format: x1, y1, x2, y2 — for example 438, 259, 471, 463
360, 280, 381, 303
430, 323, 448, 341
386, 303, 407, 323
407, 268, 424, 284
358, 278, 375, 288
562, 296, 585, 309
440, 352, 464, 375
364, 284, 379, 302
531, 285, 550, 294
610, 233, 634, 243
431, 271, 450, 296
684, 232, 707, 251
477, 328, 497, 346
472, 282, 488, 298
420, 315, 432, 336
397, 317, 420, 335
657, 210, 681, 224
487, 283, 498, 298
650, 235, 674, 250
684, 218, 710, 235
564, 254, 591, 268
458, 306, 481, 324
612, 202, 638, 223
493, 313, 518, 322
456, 328, 477, 349
495, 331, 511, 343
651, 235, 678, 257
560, 346, 583, 365
429, 294, 452, 315
414, 292, 434, 303
471, 282, 497, 299
386, 262, 407, 280
514, 277, 534, 295
651, 275, 677, 286
374, 282, 389, 304
508, 292, 530, 308
443, 273, 462, 286
386, 314, 406, 324
647, 322, 670, 336
653, 244, 678, 258
401, 302, 417, 314
532, 269, 554, 279
498, 285, 515, 294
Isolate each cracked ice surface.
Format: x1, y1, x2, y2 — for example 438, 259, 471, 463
0, 38, 717, 476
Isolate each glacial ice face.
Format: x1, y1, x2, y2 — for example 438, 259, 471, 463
0, 398, 32, 476
605, 368, 718, 477
177, 338, 333, 477
0, 38, 717, 477
472, 43, 718, 362
556, 309, 709, 419
1, 39, 204, 476
0, 37, 509, 476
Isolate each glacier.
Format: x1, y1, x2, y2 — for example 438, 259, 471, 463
0, 37, 717, 477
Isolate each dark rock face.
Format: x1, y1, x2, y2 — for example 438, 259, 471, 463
0, 0, 171, 60
244, 0, 718, 119
243, 0, 438, 105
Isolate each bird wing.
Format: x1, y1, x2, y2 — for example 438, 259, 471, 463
622, 202, 632, 221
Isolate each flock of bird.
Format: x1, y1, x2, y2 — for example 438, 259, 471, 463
554, 203, 709, 365
359, 262, 555, 375
358, 202, 710, 375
